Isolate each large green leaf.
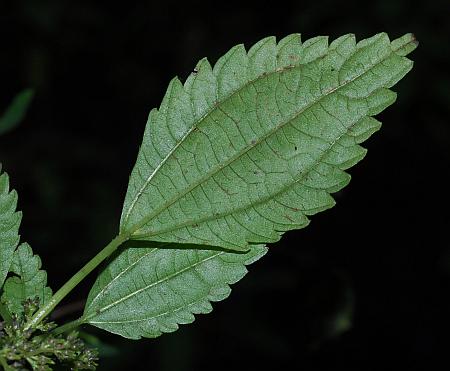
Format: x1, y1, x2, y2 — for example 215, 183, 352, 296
0, 168, 22, 289
1, 243, 52, 315
119, 32, 416, 251
85, 32, 417, 339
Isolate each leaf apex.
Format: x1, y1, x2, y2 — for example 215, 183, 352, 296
391, 33, 419, 56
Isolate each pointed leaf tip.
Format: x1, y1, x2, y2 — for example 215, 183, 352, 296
392, 33, 419, 56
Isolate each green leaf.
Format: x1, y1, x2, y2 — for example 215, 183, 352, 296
86, 32, 416, 339
0, 89, 34, 135
1, 243, 52, 315
119, 32, 416, 251
0, 167, 22, 289
0, 167, 51, 317
83, 242, 266, 339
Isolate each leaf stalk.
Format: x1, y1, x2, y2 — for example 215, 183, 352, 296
51, 318, 85, 336
24, 234, 129, 330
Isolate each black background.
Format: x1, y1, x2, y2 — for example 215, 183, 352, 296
0, 0, 449, 370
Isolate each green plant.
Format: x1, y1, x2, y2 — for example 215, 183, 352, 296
0, 32, 417, 369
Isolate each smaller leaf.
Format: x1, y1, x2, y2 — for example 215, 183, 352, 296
1, 243, 52, 315
83, 241, 266, 339
391, 33, 418, 56
0, 89, 34, 135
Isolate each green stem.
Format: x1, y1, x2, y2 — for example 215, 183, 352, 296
0, 301, 12, 324
0, 356, 13, 371
24, 234, 129, 330
51, 318, 84, 336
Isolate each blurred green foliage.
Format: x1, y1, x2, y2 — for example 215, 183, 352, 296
0, 89, 34, 135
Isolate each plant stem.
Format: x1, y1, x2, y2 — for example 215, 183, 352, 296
51, 318, 85, 336
25, 234, 129, 330
0, 356, 13, 371
0, 301, 12, 324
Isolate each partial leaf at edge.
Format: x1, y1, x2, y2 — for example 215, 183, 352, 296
119, 32, 416, 252
0, 167, 22, 288
0, 166, 52, 316
1, 243, 52, 314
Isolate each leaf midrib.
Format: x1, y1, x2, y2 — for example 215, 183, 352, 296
89, 296, 207, 325
83, 250, 224, 321
121, 40, 327, 232
85, 247, 159, 310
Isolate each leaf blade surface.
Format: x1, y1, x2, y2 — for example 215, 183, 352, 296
120, 33, 415, 251
84, 242, 266, 339
85, 33, 417, 339
1, 243, 52, 314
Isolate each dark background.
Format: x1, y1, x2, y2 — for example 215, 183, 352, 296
0, 0, 449, 370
